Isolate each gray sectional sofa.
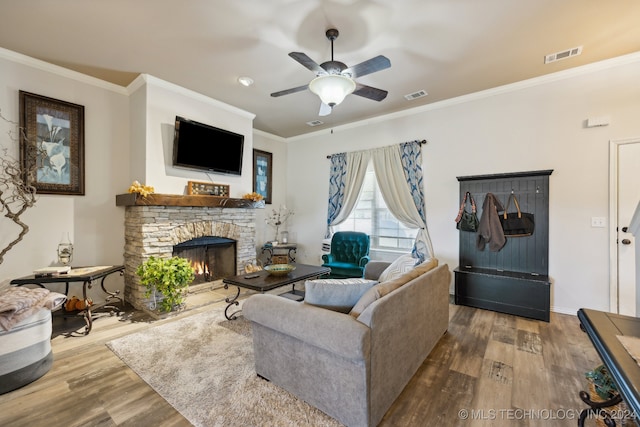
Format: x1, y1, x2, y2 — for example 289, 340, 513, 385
243, 260, 451, 427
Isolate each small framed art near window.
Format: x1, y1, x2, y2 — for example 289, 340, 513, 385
19, 90, 85, 195
253, 149, 272, 204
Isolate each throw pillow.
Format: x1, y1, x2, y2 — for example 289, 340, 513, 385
378, 253, 420, 282
375, 258, 439, 298
304, 278, 378, 314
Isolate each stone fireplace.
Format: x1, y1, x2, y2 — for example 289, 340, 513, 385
116, 193, 262, 311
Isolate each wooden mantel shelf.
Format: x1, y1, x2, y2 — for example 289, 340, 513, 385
115, 193, 265, 209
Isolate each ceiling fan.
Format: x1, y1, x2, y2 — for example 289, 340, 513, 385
270, 28, 391, 116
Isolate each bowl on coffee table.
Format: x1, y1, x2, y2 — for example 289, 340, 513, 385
264, 264, 296, 276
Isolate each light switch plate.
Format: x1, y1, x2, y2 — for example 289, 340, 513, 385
591, 217, 606, 228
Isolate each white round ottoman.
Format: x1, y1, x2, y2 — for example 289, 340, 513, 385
0, 307, 53, 394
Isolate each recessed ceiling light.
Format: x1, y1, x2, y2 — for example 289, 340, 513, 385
238, 76, 254, 87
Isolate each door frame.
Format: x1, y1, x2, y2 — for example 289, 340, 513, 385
609, 137, 640, 313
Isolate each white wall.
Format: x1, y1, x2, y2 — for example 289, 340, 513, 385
128, 74, 255, 197
253, 130, 289, 249
0, 49, 129, 301
286, 55, 640, 315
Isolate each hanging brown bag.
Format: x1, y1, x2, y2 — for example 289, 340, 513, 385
455, 191, 479, 232
500, 193, 535, 237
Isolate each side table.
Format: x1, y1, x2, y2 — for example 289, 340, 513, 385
262, 243, 297, 265
10, 265, 124, 335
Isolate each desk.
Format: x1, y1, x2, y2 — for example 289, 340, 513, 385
222, 263, 330, 320
11, 265, 124, 335
577, 308, 640, 425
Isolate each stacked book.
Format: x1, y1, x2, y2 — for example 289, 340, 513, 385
33, 266, 71, 276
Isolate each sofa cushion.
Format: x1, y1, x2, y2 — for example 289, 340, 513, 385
413, 258, 438, 275
348, 286, 381, 318
304, 278, 378, 313
378, 253, 419, 282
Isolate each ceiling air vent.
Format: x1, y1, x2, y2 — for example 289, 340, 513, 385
404, 90, 428, 101
544, 46, 583, 64
306, 120, 324, 127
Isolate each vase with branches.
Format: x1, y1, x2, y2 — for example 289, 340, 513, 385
265, 205, 294, 242
0, 109, 38, 264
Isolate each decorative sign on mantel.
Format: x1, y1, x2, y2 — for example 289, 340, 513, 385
187, 180, 230, 197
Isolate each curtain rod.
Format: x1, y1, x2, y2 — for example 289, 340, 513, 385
326, 139, 427, 159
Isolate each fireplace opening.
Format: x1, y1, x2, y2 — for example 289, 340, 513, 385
173, 236, 236, 285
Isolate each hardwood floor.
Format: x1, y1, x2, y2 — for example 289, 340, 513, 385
0, 293, 602, 427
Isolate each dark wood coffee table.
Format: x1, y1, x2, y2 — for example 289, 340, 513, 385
222, 263, 330, 320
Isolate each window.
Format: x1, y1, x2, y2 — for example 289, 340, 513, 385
335, 164, 417, 252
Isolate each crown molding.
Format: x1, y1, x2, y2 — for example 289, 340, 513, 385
253, 128, 287, 143
0, 47, 129, 95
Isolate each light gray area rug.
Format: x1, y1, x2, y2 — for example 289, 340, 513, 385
106, 307, 343, 427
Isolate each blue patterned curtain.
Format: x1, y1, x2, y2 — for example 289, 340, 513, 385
399, 140, 433, 261
325, 151, 371, 238
326, 153, 347, 238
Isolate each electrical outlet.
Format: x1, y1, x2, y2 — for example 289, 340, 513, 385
591, 217, 606, 228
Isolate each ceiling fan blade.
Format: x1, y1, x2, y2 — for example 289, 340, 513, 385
353, 83, 388, 102
270, 84, 309, 97
344, 55, 391, 78
319, 102, 332, 116
289, 52, 327, 75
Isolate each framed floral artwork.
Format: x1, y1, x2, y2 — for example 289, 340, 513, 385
19, 90, 85, 195
253, 149, 272, 204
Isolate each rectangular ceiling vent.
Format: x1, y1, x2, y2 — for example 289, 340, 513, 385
404, 90, 428, 101
306, 120, 324, 127
544, 46, 583, 64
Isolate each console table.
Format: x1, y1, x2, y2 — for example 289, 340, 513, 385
10, 265, 124, 335
577, 308, 640, 425
261, 243, 297, 265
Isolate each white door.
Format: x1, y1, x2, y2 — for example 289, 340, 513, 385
614, 140, 640, 315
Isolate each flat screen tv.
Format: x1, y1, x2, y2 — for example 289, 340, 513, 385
172, 116, 244, 175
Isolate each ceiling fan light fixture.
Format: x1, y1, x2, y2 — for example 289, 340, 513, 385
308, 74, 356, 107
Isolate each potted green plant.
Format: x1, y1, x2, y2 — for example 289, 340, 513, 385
585, 364, 618, 400
136, 256, 195, 312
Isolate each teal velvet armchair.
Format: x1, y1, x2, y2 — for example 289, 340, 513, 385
321, 232, 371, 278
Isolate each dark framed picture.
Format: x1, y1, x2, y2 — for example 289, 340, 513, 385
253, 149, 272, 204
19, 90, 85, 195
